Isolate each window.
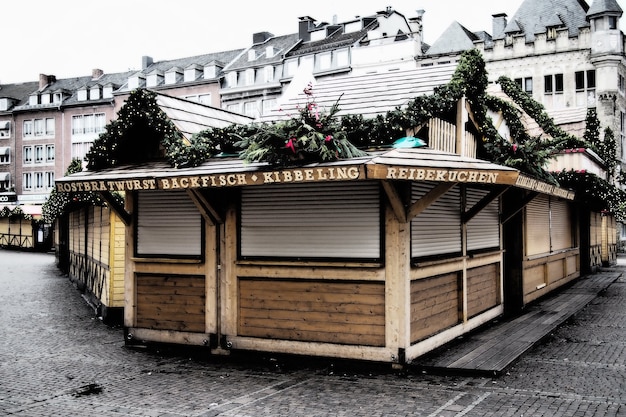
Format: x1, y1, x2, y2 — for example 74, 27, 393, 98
0, 173, 9, 191
544, 74, 563, 93
72, 141, 93, 161
46, 118, 55, 136
23, 118, 54, 138
0, 121, 10, 138
23, 120, 33, 137
45, 172, 55, 189
336, 49, 349, 68
46, 145, 55, 163
609, 16, 618, 30
184, 94, 212, 105
35, 145, 44, 163
318, 52, 332, 71
23, 146, 33, 164
575, 70, 596, 107
226, 72, 238, 88
243, 101, 257, 118
34, 119, 44, 136
0, 147, 9, 164
245, 68, 255, 86
619, 74, 625, 95
72, 113, 106, 136
515, 77, 533, 94
23, 173, 32, 190
262, 99, 277, 115
263, 66, 274, 83
547, 26, 557, 39
35, 172, 44, 189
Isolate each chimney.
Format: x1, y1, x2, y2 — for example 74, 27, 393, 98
38, 73, 56, 90
92, 68, 104, 80
299, 16, 316, 42
492, 13, 508, 39
252, 31, 274, 44
408, 9, 425, 57
142, 56, 153, 69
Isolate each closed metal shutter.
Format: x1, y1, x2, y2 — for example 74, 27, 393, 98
466, 187, 500, 251
550, 198, 573, 251
525, 195, 550, 256
411, 182, 461, 258
136, 190, 202, 257
590, 211, 601, 246
240, 182, 380, 260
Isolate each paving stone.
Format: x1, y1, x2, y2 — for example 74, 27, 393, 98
1, 249, 626, 416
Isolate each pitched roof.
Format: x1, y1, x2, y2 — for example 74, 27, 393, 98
587, 0, 623, 17
139, 49, 245, 80
426, 22, 482, 55
154, 92, 253, 139
225, 34, 300, 71
0, 81, 39, 109
264, 62, 457, 121
502, 0, 590, 42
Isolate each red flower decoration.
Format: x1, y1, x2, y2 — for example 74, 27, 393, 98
286, 137, 296, 154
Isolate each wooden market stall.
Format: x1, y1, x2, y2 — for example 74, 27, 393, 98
57, 205, 126, 323
0, 205, 51, 251
55, 147, 578, 365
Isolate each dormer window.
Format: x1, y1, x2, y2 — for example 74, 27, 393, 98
40, 94, 51, 105
146, 70, 164, 87
77, 88, 88, 101
90, 85, 102, 100
248, 50, 256, 61
266, 46, 275, 58
53, 92, 64, 104
165, 68, 183, 85
28, 95, 39, 106
204, 64, 219, 79
185, 64, 202, 82
128, 74, 146, 90
547, 26, 557, 40
103, 84, 114, 99
0, 98, 10, 112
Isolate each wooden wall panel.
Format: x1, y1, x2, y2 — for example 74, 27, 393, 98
238, 279, 385, 346
136, 275, 205, 333
467, 263, 499, 318
410, 273, 460, 343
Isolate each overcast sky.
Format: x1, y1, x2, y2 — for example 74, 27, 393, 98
2, 0, 623, 84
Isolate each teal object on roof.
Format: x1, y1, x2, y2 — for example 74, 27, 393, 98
392, 136, 426, 148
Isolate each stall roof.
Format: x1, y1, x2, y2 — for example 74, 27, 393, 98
56, 148, 574, 199
154, 93, 254, 139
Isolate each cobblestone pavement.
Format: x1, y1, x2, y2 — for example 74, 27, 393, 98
1, 249, 626, 416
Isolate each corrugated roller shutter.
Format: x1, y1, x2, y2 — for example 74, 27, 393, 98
466, 187, 500, 251
240, 182, 380, 259
550, 198, 573, 251
137, 190, 202, 257
590, 212, 601, 246
525, 195, 550, 256
411, 182, 461, 258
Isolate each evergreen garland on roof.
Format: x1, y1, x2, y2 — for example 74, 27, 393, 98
67, 49, 622, 219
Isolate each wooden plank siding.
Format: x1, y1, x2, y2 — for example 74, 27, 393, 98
410, 272, 460, 343
238, 279, 386, 346
136, 274, 206, 333
466, 263, 500, 318
523, 249, 580, 304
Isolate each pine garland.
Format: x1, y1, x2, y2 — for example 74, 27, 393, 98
46, 50, 621, 221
